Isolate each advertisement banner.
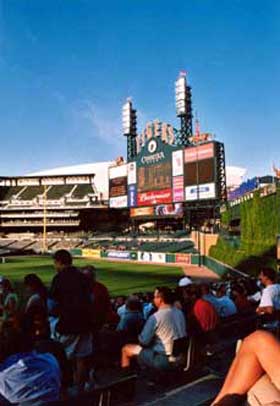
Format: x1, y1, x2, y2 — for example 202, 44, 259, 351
184, 142, 214, 163
109, 177, 127, 198
172, 176, 184, 202
128, 184, 137, 207
127, 162, 137, 185
109, 164, 127, 180
172, 150, 184, 176
107, 250, 131, 260
137, 251, 166, 263
155, 203, 183, 217
137, 188, 172, 206
130, 207, 154, 217
175, 253, 191, 264
185, 183, 216, 201
109, 195, 128, 208
82, 249, 100, 258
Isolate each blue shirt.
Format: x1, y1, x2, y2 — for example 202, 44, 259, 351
0, 352, 61, 405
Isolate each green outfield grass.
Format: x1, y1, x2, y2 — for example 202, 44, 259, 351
0, 256, 183, 296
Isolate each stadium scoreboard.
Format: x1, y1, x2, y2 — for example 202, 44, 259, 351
109, 136, 225, 217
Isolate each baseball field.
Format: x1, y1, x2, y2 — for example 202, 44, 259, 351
0, 256, 183, 296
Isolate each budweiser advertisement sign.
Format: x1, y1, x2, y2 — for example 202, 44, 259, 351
137, 189, 172, 206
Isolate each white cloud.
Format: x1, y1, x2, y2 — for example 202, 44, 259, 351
73, 100, 123, 147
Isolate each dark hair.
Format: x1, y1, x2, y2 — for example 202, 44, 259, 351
1, 278, 13, 292
24, 274, 48, 301
155, 287, 174, 305
200, 283, 210, 295
53, 249, 72, 266
261, 267, 276, 282
126, 296, 142, 312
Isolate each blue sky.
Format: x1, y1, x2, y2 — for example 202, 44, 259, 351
0, 0, 279, 178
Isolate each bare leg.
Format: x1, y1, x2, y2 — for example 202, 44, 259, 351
121, 344, 142, 368
212, 331, 280, 404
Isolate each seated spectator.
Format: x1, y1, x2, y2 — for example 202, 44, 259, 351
0, 322, 61, 405
121, 287, 187, 371
200, 283, 221, 313
231, 284, 252, 313
0, 278, 18, 322
116, 296, 127, 318
212, 331, 280, 406
24, 274, 50, 341
178, 276, 193, 288
117, 296, 144, 344
50, 250, 93, 391
142, 292, 155, 320
216, 285, 237, 318
191, 285, 219, 342
24, 273, 48, 313
256, 267, 280, 316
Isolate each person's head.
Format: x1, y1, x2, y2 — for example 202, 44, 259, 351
259, 267, 276, 286
24, 274, 47, 299
216, 284, 226, 298
0, 278, 13, 294
232, 284, 245, 298
126, 296, 142, 312
153, 287, 174, 308
200, 283, 210, 296
81, 265, 96, 285
53, 250, 72, 272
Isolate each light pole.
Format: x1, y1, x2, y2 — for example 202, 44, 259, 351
195, 145, 202, 266
42, 184, 47, 253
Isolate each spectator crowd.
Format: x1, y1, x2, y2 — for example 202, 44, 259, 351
0, 250, 279, 405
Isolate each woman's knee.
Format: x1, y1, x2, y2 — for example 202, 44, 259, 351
243, 331, 276, 352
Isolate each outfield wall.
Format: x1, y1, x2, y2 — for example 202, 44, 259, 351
69, 248, 247, 279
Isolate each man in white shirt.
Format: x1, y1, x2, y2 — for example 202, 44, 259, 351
257, 268, 280, 315
121, 287, 187, 371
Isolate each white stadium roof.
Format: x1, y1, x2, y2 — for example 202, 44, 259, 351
28, 162, 247, 198
28, 161, 114, 199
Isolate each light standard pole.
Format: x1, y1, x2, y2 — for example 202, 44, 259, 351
42, 184, 47, 253
195, 145, 201, 266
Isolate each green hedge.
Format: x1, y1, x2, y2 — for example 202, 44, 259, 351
210, 188, 280, 275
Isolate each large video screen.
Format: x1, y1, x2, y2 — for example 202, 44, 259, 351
109, 176, 127, 198
137, 162, 172, 192
184, 158, 215, 186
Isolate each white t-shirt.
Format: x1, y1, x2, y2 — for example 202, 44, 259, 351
259, 284, 280, 309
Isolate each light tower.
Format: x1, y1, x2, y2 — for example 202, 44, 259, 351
175, 71, 193, 146
122, 98, 137, 162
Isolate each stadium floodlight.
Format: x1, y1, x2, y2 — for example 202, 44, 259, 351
122, 99, 133, 135
175, 76, 187, 116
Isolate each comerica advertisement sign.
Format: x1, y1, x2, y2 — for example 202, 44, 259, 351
109, 136, 223, 214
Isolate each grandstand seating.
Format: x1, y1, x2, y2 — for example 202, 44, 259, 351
71, 184, 95, 199
0, 186, 23, 201
46, 185, 74, 199
19, 186, 45, 200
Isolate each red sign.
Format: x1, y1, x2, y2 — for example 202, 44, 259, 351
175, 253, 191, 264
137, 189, 172, 206
184, 142, 214, 163
173, 176, 184, 202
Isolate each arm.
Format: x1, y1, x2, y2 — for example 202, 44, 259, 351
138, 315, 157, 347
